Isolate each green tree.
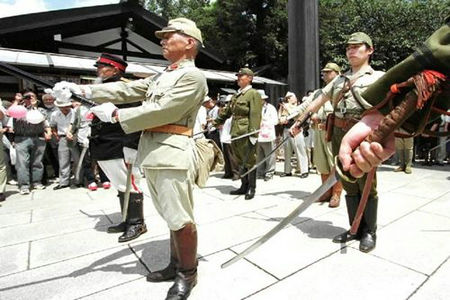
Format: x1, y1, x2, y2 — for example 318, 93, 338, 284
141, 0, 450, 80
319, 0, 450, 71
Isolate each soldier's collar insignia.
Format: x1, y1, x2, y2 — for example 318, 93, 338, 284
167, 63, 179, 71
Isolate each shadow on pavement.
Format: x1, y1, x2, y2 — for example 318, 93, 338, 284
0, 239, 171, 293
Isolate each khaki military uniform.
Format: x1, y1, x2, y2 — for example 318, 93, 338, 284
215, 86, 262, 168
89, 59, 208, 230
323, 65, 384, 233
313, 100, 334, 174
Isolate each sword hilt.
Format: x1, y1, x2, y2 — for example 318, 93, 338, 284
337, 85, 422, 183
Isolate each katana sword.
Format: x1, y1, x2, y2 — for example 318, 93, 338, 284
221, 170, 340, 268
75, 146, 88, 184
229, 129, 261, 142
239, 112, 312, 178
0, 61, 97, 107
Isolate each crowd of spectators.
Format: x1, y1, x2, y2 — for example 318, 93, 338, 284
0, 90, 111, 202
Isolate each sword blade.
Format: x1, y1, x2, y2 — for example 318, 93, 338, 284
239, 135, 290, 178
0, 61, 97, 107
74, 146, 88, 183
230, 129, 260, 142
221, 170, 339, 268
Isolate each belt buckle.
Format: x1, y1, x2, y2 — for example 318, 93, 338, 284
339, 107, 347, 115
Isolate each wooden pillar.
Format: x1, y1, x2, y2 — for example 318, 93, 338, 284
288, 0, 320, 99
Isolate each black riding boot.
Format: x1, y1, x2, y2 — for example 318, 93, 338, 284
166, 224, 198, 300
147, 231, 178, 282
118, 193, 147, 243
245, 169, 256, 200
230, 168, 249, 195
332, 195, 360, 243
359, 196, 378, 252
107, 192, 127, 233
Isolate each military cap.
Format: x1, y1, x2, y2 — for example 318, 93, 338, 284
155, 17, 204, 47
347, 32, 373, 48
321, 62, 341, 73
236, 67, 254, 76
94, 53, 128, 72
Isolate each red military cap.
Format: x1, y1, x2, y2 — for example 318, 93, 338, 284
94, 53, 128, 72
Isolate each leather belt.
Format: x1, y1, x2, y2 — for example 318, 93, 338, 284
144, 124, 192, 137
333, 116, 359, 132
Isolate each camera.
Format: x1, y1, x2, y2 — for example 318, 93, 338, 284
22, 94, 32, 100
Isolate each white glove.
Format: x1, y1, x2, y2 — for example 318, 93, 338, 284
50, 81, 92, 103
123, 147, 137, 164
249, 136, 257, 145
89, 102, 118, 123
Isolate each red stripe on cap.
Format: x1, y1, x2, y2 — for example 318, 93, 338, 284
97, 57, 126, 72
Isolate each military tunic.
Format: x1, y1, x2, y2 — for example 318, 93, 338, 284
322, 65, 384, 197
88, 59, 208, 230
215, 86, 262, 168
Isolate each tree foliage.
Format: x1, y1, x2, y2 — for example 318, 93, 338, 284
142, 0, 450, 80
319, 0, 450, 71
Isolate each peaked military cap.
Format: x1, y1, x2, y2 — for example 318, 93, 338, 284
347, 32, 373, 48
94, 53, 128, 72
155, 17, 204, 47
236, 67, 254, 76
322, 62, 341, 73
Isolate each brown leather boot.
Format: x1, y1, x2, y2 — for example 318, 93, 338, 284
318, 173, 332, 202
147, 232, 178, 282
329, 180, 343, 208
165, 223, 198, 300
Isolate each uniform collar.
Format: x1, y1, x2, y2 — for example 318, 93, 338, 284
345, 64, 374, 78
237, 85, 252, 95
166, 59, 196, 71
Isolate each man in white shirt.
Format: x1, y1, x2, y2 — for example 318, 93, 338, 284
193, 96, 209, 140
50, 99, 80, 189
256, 90, 278, 181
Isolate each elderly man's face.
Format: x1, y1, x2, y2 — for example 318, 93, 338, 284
42, 95, 55, 106
97, 64, 118, 81
237, 74, 252, 89
160, 32, 191, 63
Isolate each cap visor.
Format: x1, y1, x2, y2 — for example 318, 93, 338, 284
155, 29, 178, 39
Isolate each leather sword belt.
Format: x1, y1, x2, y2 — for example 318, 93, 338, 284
333, 116, 359, 132
145, 124, 192, 136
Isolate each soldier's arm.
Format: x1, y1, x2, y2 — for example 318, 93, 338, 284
248, 91, 262, 136
88, 77, 151, 104
214, 100, 232, 126
117, 71, 207, 133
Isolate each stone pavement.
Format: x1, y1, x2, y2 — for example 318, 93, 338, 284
0, 162, 449, 300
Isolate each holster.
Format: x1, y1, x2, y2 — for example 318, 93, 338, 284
325, 113, 335, 142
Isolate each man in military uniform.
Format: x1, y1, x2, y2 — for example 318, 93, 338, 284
339, 16, 449, 179
291, 32, 385, 252
312, 62, 343, 207
53, 18, 207, 300
89, 53, 146, 243
214, 68, 262, 200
